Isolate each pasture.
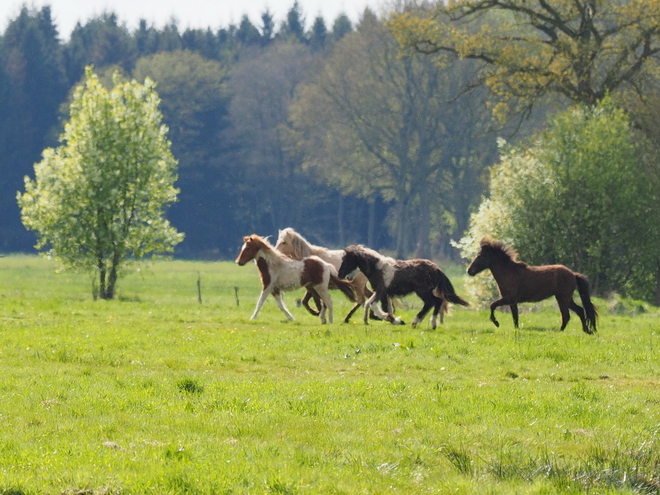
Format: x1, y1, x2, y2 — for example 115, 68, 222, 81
0, 255, 659, 494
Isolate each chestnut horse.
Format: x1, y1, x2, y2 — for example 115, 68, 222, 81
467, 237, 597, 334
338, 245, 469, 329
275, 227, 379, 323
236, 234, 355, 324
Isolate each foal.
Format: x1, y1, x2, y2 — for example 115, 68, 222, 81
275, 227, 378, 323
467, 237, 597, 334
236, 234, 354, 324
338, 245, 469, 329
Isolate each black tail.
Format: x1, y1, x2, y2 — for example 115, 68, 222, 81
433, 273, 470, 307
576, 274, 598, 334
330, 274, 357, 302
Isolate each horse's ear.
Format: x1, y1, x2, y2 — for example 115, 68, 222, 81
243, 235, 250, 242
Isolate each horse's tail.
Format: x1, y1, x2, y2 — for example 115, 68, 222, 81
433, 273, 470, 308
576, 274, 598, 334
330, 274, 357, 302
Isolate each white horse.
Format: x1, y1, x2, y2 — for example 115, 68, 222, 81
236, 234, 354, 324
275, 228, 383, 323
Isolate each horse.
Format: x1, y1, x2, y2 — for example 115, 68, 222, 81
337, 245, 470, 329
275, 228, 379, 323
236, 234, 355, 324
467, 236, 597, 334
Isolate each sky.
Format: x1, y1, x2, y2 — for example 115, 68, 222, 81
1, 0, 380, 40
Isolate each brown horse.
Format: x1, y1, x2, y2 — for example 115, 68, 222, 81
467, 237, 597, 334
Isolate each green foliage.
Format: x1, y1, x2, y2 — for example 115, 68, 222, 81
390, 0, 660, 120
457, 99, 660, 302
289, 13, 496, 257
17, 67, 183, 299
1, 256, 660, 494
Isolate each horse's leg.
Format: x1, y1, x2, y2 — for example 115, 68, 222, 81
412, 296, 434, 329
488, 298, 509, 327
363, 291, 380, 324
342, 281, 363, 323
384, 294, 404, 325
317, 287, 333, 324
431, 297, 447, 329
272, 291, 295, 321
302, 289, 321, 317
510, 304, 519, 328
344, 280, 371, 323
567, 299, 591, 333
554, 295, 572, 331
250, 287, 272, 320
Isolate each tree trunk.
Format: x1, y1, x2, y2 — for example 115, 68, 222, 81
367, 200, 376, 248
414, 202, 431, 259
337, 193, 344, 247
656, 263, 660, 307
394, 200, 407, 258
98, 264, 107, 300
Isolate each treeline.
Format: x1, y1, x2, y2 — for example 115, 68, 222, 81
0, 3, 510, 259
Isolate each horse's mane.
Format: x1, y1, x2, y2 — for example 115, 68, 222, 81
480, 236, 521, 263
346, 244, 396, 265
279, 228, 314, 258
246, 234, 288, 260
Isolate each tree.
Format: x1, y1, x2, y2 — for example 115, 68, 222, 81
309, 16, 328, 51
332, 14, 353, 41
456, 99, 660, 303
389, 0, 660, 120
236, 15, 261, 46
289, 10, 496, 257
280, 1, 306, 43
0, 5, 69, 251
132, 50, 233, 258
226, 41, 331, 238
17, 67, 183, 299
260, 10, 276, 45
64, 13, 136, 83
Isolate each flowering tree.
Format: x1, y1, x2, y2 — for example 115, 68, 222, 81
18, 67, 184, 299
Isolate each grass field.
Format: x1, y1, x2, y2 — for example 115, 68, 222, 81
0, 255, 659, 494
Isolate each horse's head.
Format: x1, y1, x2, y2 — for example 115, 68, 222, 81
467, 236, 514, 276
236, 234, 267, 266
467, 247, 490, 276
275, 229, 295, 257
338, 245, 363, 279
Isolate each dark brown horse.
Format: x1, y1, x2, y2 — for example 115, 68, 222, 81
338, 245, 469, 329
467, 237, 597, 334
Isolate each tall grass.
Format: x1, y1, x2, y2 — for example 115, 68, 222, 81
0, 255, 659, 494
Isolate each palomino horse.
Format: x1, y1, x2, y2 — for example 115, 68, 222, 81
338, 245, 469, 329
467, 237, 597, 334
275, 228, 378, 323
236, 234, 355, 324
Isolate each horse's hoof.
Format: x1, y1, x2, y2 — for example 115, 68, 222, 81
492, 320, 500, 328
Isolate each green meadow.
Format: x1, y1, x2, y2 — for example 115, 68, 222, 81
0, 255, 659, 494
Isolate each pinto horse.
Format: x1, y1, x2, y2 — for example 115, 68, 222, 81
275, 227, 380, 323
338, 245, 469, 329
236, 234, 354, 324
467, 237, 597, 334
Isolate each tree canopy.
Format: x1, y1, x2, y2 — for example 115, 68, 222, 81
389, 0, 660, 119
289, 11, 497, 257
18, 67, 184, 299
